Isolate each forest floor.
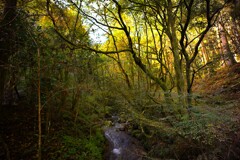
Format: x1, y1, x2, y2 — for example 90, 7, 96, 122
0, 63, 240, 160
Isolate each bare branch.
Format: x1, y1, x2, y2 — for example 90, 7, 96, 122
69, 0, 124, 30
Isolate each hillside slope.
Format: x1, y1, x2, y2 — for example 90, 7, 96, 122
193, 63, 240, 102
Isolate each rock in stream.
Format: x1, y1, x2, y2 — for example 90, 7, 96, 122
104, 124, 146, 160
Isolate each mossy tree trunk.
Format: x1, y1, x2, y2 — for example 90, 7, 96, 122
165, 0, 186, 114
166, 1, 185, 97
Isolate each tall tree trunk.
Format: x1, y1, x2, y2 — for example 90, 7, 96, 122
167, 1, 185, 96
218, 22, 237, 66
0, 0, 18, 106
37, 48, 42, 160
167, 1, 185, 112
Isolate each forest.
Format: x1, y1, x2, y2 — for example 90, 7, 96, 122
0, 0, 240, 159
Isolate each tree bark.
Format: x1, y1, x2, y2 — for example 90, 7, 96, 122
166, 1, 185, 112
218, 22, 237, 66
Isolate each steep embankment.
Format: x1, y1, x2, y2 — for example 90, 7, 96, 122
193, 63, 240, 102
190, 63, 240, 159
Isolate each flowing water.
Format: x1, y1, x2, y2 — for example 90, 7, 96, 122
104, 122, 146, 160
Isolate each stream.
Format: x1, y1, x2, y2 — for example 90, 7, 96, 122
104, 117, 146, 160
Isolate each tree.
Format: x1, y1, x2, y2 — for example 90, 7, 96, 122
74, 0, 225, 107
37, 0, 237, 137
218, 18, 237, 66
0, 0, 18, 107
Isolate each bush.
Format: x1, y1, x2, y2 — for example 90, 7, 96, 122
60, 130, 104, 160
